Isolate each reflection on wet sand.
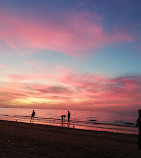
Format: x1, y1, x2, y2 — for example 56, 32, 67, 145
61, 120, 70, 128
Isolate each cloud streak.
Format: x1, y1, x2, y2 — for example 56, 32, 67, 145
0, 71, 141, 111
0, 11, 132, 56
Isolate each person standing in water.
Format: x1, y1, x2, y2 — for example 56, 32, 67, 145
67, 111, 71, 122
30, 110, 35, 122
136, 109, 141, 149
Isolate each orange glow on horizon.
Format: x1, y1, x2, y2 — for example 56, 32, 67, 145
12, 97, 63, 105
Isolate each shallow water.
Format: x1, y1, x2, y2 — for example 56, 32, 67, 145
0, 108, 138, 134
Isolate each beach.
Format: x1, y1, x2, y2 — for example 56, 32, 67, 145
0, 108, 138, 135
0, 120, 140, 158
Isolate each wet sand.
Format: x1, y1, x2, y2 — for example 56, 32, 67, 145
0, 120, 140, 158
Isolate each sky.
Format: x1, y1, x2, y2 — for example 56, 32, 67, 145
0, 0, 141, 112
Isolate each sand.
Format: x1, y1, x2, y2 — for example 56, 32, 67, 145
0, 120, 140, 158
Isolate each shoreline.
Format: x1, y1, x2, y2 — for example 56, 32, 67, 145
0, 117, 138, 135
0, 119, 137, 135
0, 119, 141, 158
0, 108, 138, 135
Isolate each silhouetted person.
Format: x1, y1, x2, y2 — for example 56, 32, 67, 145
136, 109, 141, 149
67, 111, 71, 122
61, 115, 66, 122
30, 110, 35, 122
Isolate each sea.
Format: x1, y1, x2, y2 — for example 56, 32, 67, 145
0, 108, 139, 135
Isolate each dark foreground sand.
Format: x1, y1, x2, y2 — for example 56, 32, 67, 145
0, 120, 140, 158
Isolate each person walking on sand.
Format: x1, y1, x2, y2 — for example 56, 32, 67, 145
136, 109, 141, 149
67, 111, 71, 122
30, 110, 35, 122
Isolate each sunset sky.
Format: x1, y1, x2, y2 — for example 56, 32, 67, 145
0, 0, 141, 111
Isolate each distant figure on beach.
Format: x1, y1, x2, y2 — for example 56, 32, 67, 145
136, 109, 141, 149
30, 110, 35, 122
67, 111, 71, 122
61, 115, 66, 122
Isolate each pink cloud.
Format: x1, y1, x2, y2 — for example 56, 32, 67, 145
0, 71, 141, 111
0, 64, 6, 69
0, 12, 132, 56
4, 64, 73, 84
